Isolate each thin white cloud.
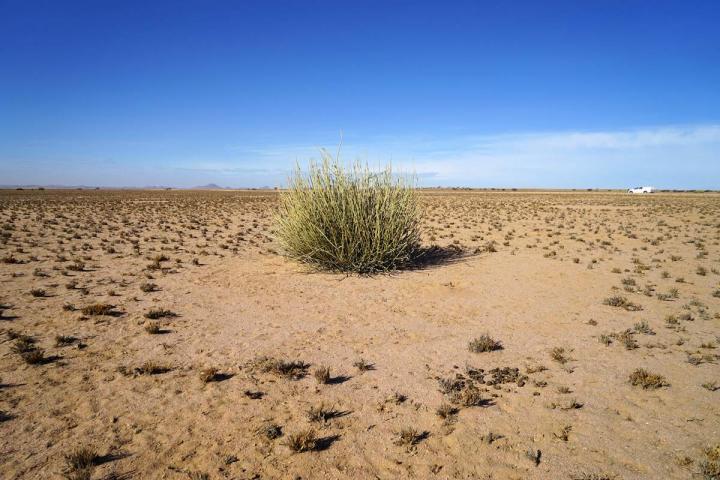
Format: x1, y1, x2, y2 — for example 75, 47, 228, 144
221, 124, 719, 188
5, 124, 715, 188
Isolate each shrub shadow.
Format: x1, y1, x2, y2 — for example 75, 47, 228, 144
406, 244, 471, 271
327, 374, 352, 385
314, 434, 341, 451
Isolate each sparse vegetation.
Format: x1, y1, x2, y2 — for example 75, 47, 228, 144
285, 429, 317, 453
144, 308, 176, 319
468, 334, 503, 353
81, 303, 115, 316
1, 188, 718, 478
313, 365, 331, 384
629, 368, 669, 389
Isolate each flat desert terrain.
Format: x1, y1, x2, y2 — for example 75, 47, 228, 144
0, 189, 718, 480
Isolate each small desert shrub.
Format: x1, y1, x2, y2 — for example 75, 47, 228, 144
614, 330, 638, 350
450, 384, 486, 407
468, 334, 502, 353
387, 391, 407, 404
702, 381, 719, 392
313, 365, 331, 384
144, 322, 161, 334
570, 474, 616, 480
20, 348, 47, 365
436, 403, 458, 420
10, 335, 47, 364
140, 282, 157, 292
353, 358, 374, 372
252, 356, 309, 380
285, 429, 317, 453
256, 423, 283, 440
275, 154, 421, 273
700, 444, 720, 479
65, 447, 97, 471
550, 347, 569, 364
603, 295, 642, 311
66, 260, 85, 272
1, 254, 20, 264
81, 303, 114, 316
55, 335, 77, 347
395, 427, 426, 446
306, 403, 335, 423
131, 361, 170, 376
629, 368, 668, 389
633, 320, 654, 335
199, 367, 219, 383
144, 308, 176, 319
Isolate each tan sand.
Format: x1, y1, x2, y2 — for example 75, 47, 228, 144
0, 189, 718, 479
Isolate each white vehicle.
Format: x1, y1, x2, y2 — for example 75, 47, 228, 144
628, 186, 655, 194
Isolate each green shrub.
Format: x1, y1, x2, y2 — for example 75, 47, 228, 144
275, 152, 421, 273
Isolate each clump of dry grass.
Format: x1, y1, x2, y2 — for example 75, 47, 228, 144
144, 322, 161, 334
55, 335, 77, 347
251, 356, 309, 380
468, 334, 503, 353
570, 474, 616, 480
306, 403, 336, 423
1, 254, 20, 264
81, 303, 114, 316
199, 367, 219, 383
64, 447, 98, 480
120, 361, 171, 376
285, 429, 317, 453
353, 358, 374, 372
275, 153, 421, 274
451, 384, 486, 407
10, 334, 48, 364
629, 368, 669, 389
550, 347, 570, 364
633, 320, 654, 335
140, 282, 157, 292
435, 403, 458, 420
256, 423, 282, 440
395, 427, 426, 446
603, 295, 642, 311
313, 365, 331, 384
65, 447, 97, 471
144, 308, 176, 319
699, 444, 720, 479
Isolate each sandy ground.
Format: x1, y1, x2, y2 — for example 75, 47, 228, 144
0, 189, 718, 480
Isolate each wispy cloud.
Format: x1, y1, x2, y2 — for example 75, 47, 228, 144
210, 124, 719, 188
2, 125, 717, 188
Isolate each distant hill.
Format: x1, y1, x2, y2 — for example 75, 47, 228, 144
192, 183, 226, 190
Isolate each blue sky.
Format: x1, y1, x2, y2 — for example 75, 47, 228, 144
1, 0, 718, 188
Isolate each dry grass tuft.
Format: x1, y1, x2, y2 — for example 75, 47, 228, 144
81, 303, 114, 316
468, 334, 503, 353
275, 153, 421, 274
395, 427, 427, 446
313, 365, 331, 384
252, 356, 309, 380
285, 429, 317, 453
143, 308, 176, 319
629, 368, 669, 389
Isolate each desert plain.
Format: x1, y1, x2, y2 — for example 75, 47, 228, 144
0, 188, 718, 480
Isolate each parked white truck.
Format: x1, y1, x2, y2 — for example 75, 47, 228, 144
628, 186, 655, 194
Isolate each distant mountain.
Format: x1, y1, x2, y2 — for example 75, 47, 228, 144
193, 183, 225, 189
